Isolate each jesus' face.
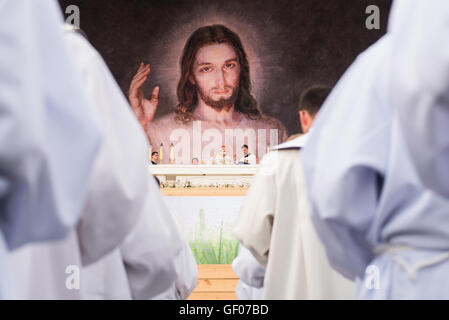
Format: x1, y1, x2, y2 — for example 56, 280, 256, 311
190, 43, 240, 111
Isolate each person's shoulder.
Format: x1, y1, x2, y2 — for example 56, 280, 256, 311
64, 31, 105, 71
257, 148, 301, 179
274, 133, 308, 151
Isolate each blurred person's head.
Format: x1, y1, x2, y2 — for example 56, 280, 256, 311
299, 85, 331, 133
219, 145, 227, 157
151, 151, 159, 163
241, 144, 249, 156
192, 157, 199, 165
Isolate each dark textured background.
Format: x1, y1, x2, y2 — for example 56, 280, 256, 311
59, 0, 391, 134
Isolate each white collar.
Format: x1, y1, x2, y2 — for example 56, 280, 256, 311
272, 132, 310, 151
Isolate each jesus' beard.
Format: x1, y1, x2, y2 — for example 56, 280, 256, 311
196, 86, 238, 111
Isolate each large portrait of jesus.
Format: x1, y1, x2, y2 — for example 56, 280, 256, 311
129, 25, 288, 163
58, 0, 391, 164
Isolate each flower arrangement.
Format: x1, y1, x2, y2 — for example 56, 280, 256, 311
159, 179, 250, 189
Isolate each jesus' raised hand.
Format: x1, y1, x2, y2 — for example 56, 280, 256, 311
128, 62, 159, 130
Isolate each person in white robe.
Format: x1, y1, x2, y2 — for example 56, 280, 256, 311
390, 0, 449, 198
66, 28, 196, 300
10, 27, 186, 299
238, 145, 257, 165
233, 132, 355, 299
301, 16, 449, 298
213, 146, 233, 165
0, 0, 103, 299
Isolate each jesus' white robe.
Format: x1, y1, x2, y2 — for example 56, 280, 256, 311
234, 135, 355, 299
0, 0, 103, 298
9, 28, 183, 299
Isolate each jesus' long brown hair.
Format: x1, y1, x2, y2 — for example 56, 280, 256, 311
175, 25, 261, 124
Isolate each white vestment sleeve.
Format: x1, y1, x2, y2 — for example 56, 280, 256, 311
0, 0, 102, 249
81, 201, 197, 300
389, 0, 449, 197
232, 246, 265, 289
233, 153, 276, 267
235, 281, 264, 300
64, 31, 149, 265
300, 37, 392, 280
120, 179, 185, 300
151, 239, 198, 300
232, 246, 265, 300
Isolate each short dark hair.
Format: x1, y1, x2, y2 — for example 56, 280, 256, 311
241, 144, 248, 149
299, 85, 331, 117
151, 151, 159, 156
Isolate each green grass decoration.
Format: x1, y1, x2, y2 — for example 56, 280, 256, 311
217, 219, 223, 264
187, 208, 240, 264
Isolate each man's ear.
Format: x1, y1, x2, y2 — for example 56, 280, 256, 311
189, 74, 196, 85
299, 110, 306, 131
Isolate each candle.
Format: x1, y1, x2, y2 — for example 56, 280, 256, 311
266, 145, 270, 154
148, 146, 152, 163
159, 143, 164, 164
169, 143, 175, 164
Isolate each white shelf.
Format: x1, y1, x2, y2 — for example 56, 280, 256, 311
149, 164, 258, 176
